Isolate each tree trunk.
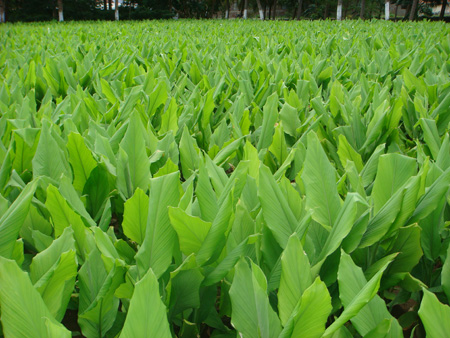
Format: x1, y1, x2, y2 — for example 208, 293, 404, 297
103, 0, 107, 10
409, 0, 419, 20
109, 0, 112, 11
404, 2, 411, 20
273, 0, 277, 19
57, 0, 64, 21
337, 0, 343, 20
394, 4, 398, 19
268, 3, 272, 19
243, 0, 248, 18
225, 0, 230, 18
0, 0, 5, 23
440, 0, 447, 19
296, 0, 303, 19
256, 0, 264, 19
115, 0, 119, 20
360, 0, 365, 19
385, 0, 389, 20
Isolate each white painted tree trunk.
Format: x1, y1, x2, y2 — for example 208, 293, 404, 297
256, 0, 264, 19
225, 9, 229, 18
0, 0, 5, 23
259, 10, 264, 19
57, 0, 64, 22
115, 0, 119, 21
385, 0, 390, 20
337, 1, 343, 20
243, 9, 248, 19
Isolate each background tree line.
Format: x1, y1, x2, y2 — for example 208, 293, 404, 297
0, 0, 447, 22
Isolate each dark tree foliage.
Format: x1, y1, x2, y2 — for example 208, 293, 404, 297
2, 0, 448, 22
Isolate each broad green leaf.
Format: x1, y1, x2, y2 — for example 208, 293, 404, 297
384, 225, 422, 277
160, 97, 179, 135
323, 251, 391, 337
408, 167, 450, 223
32, 120, 71, 181
179, 125, 200, 179
337, 251, 402, 337
117, 112, 150, 198
120, 268, 171, 338
257, 92, 278, 152
122, 188, 149, 245
269, 124, 288, 165
419, 118, 440, 159
45, 184, 90, 259
289, 277, 332, 338
196, 192, 234, 266
203, 235, 257, 286
34, 250, 77, 321
147, 81, 168, 118
259, 165, 304, 248
278, 234, 313, 325
302, 131, 341, 228
279, 103, 301, 137
0, 180, 37, 258
196, 163, 219, 222
168, 206, 211, 256
166, 255, 204, 318
30, 226, 76, 283
229, 259, 282, 338
136, 172, 181, 278
312, 193, 365, 269
213, 136, 244, 166
0, 256, 71, 338
337, 134, 364, 172
78, 249, 126, 338
418, 289, 450, 338
442, 244, 450, 302
371, 154, 417, 214
67, 132, 97, 192
83, 165, 110, 221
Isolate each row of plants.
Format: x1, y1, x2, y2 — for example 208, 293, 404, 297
0, 20, 450, 337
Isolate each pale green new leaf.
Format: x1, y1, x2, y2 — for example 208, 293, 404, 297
122, 187, 149, 245
418, 289, 450, 338
290, 277, 332, 338
120, 268, 171, 338
168, 206, 211, 256
0, 256, 71, 338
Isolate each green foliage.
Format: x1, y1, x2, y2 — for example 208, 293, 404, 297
0, 20, 449, 338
